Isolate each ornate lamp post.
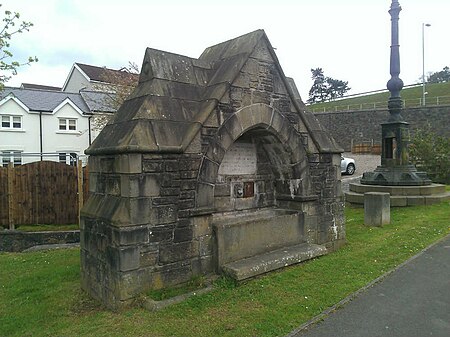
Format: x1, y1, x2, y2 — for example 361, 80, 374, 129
422, 23, 431, 106
360, 0, 431, 186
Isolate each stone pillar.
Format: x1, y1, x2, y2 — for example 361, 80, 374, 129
364, 192, 390, 227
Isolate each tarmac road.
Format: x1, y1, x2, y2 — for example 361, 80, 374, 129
287, 234, 450, 337
342, 153, 381, 179
341, 153, 381, 192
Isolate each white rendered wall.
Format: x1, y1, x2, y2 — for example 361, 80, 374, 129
0, 99, 91, 164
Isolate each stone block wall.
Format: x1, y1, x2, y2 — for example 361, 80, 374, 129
276, 152, 345, 251
81, 153, 215, 308
314, 106, 450, 151
0, 230, 79, 252
82, 109, 345, 309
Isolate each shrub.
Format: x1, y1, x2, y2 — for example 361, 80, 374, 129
409, 127, 450, 184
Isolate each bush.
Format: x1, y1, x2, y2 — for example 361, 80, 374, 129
409, 127, 450, 184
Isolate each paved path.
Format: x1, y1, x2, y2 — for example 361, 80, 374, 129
341, 153, 380, 193
287, 235, 450, 337
342, 153, 381, 179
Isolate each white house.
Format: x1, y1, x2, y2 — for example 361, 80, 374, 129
0, 87, 92, 166
0, 63, 139, 166
62, 62, 138, 93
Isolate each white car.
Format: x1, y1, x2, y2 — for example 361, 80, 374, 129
341, 156, 356, 175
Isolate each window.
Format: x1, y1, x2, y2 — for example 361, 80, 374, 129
59, 118, 77, 131
1, 151, 22, 167
1, 115, 22, 129
59, 152, 66, 163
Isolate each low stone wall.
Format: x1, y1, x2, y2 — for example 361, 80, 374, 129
314, 105, 450, 151
0, 230, 80, 252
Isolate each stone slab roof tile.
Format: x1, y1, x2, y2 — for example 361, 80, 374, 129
87, 120, 159, 155
199, 29, 265, 62
138, 49, 211, 86
207, 53, 250, 87
129, 79, 204, 101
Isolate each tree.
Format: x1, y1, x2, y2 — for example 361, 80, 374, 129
89, 61, 139, 131
98, 61, 139, 111
0, 4, 38, 90
409, 126, 450, 184
308, 68, 327, 104
427, 66, 450, 84
307, 68, 350, 104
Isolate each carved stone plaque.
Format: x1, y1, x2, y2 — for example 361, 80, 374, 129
218, 142, 257, 175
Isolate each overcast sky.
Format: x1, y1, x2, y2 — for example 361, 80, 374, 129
3, 0, 450, 101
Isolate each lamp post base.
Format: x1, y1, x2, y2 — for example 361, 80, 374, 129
360, 164, 431, 186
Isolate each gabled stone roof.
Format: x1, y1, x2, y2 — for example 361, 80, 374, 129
87, 30, 341, 155
0, 87, 90, 113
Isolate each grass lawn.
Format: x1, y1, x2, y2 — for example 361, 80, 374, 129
1, 224, 79, 232
1, 201, 449, 337
309, 81, 450, 112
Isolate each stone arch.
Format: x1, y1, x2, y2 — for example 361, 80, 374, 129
196, 103, 311, 209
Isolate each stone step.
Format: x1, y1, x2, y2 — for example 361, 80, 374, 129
345, 191, 450, 207
221, 243, 327, 281
349, 182, 446, 196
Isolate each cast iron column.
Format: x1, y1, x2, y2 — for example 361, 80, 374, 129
387, 0, 404, 122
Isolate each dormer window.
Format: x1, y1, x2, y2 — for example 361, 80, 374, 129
1, 115, 22, 130
59, 118, 77, 131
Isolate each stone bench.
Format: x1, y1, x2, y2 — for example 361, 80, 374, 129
212, 208, 327, 280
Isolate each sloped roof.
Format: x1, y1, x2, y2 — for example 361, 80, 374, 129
20, 83, 62, 91
87, 30, 341, 155
88, 31, 264, 154
75, 63, 139, 85
0, 87, 90, 113
80, 90, 117, 113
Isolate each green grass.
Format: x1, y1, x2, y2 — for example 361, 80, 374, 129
309, 81, 450, 112
15, 224, 79, 232
0, 201, 449, 337
146, 276, 209, 301
1, 224, 79, 232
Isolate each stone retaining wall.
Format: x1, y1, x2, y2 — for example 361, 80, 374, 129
314, 105, 450, 151
0, 230, 80, 252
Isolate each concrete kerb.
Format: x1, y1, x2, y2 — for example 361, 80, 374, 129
284, 233, 450, 337
23, 243, 80, 252
341, 175, 362, 194
0, 230, 80, 253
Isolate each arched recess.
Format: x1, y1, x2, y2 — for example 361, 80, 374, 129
196, 103, 313, 210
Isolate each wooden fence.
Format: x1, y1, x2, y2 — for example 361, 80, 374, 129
351, 140, 382, 155
0, 161, 88, 228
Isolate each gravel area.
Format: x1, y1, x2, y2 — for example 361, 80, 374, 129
341, 153, 381, 192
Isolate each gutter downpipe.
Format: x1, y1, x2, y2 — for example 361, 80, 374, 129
39, 111, 43, 161
88, 115, 92, 146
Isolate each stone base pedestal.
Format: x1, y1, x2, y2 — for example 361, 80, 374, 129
345, 183, 450, 207
360, 165, 431, 186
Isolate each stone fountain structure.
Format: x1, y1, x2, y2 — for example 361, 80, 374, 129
80, 30, 345, 309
